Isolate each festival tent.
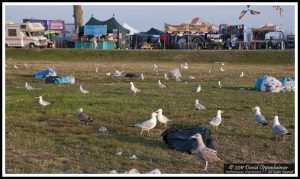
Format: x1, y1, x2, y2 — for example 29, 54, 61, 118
84, 16, 130, 34
140, 28, 164, 35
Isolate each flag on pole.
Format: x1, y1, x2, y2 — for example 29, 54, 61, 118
239, 10, 248, 20
163, 33, 167, 41
250, 10, 261, 15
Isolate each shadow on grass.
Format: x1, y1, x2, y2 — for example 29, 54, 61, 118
220, 86, 255, 91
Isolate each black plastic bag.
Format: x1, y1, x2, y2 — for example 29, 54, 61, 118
125, 73, 139, 78
161, 127, 215, 154
45, 76, 59, 83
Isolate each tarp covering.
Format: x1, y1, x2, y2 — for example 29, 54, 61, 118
140, 28, 164, 35
252, 23, 277, 32
123, 23, 139, 35
85, 16, 130, 34
161, 127, 215, 154
164, 23, 213, 33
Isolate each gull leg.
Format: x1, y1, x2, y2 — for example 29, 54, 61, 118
275, 135, 278, 142
283, 135, 286, 142
204, 161, 208, 171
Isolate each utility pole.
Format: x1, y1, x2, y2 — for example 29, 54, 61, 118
73, 5, 83, 40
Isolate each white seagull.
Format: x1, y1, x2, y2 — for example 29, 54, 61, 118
25, 82, 34, 90
80, 85, 89, 94
130, 82, 141, 95
158, 80, 166, 88
217, 81, 222, 88
156, 109, 171, 128
272, 115, 290, 141
195, 99, 206, 110
220, 67, 224, 72
209, 110, 223, 130
113, 70, 123, 77
209, 69, 212, 74
76, 107, 93, 125
252, 106, 267, 125
193, 85, 202, 93
190, 133, 223, 171
24, 63, 29, 69
14, 65, 19, 69
35, 96, 51, 106
106, 72, 111, 76
131, 154, 138, 159
130, 112, 158, 135
140, 73, 144, 80
116, 152, 123, 156
240, 72, 244, 77
164, 73, 170, 80
95, 67, 98, 73
181, 62, 189, 69
175, 76, 182, 82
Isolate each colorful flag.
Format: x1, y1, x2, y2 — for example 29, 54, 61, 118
250, 10, 261, 15
239, 10, 248, 20
163, 33, 167, 41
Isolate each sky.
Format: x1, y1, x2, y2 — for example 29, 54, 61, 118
4, 3, 296, 34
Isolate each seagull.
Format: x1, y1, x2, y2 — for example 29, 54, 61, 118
164, 73, 170, 80
175, 76, 182, 82
106, 72, 111, 76
187, 76, 195, 80
14, 65, 18, 69
158, 80, 166, 88
25, 82, 34, 90
209, 110, 223, 130
153, 64, 159, 75
140, 73, 144, 80
130, 112, 158, 135
193, 85, 202, 93
195, 99, 206, 110
217, 81, 222, 88
80, 85, 89, 94
181, 62, 189, 69
272, 116, 290, 141
35, 96, 51, 106
76, 107, 93, 125
221, 62, 225, 66
131, 154, 138, 159
190, 133, 224, 171
209, 69, 211, 74
130, 82, 141, 95
95, 67, 98, 73
252, 106, 267, 125
156, 109, 171, 128
220, 67, 224, 72
24, 63, 29, 69
116, 152, 122, 156
113, 70, 123, 77
240, 72, 244, 77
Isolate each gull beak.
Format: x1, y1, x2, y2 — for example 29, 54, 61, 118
189, 135, 196, 139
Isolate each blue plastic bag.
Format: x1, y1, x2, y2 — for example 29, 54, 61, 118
55, 75, 75, 84
280, 77, 293, 84
32, 68, 57, 78
254, 75, 266, 91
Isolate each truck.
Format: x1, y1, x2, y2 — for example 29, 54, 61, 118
5, 22, 48, 48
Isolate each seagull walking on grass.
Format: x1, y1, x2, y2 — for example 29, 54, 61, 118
190, 133, 224, 171
220, 67, 224, 72
195, 99, 206, 110
272, 115, 290, 141
140, 73, 144, 80
14, 65, 18, 69
80, 85, 89, 94
130, 112, 158, 135
76, 107, 93, 125
164, 73, 170, 80
35, 96, 51, 106
217, 81, 222, 88
158, 80, 166, 88
25, 82, 34, 90
240, 72, 244, 77
209, 110, 223, 130
106, 72, 111, 76
252, 106, 267, 125
193, 85, 202, 93
130, 82, 141, 95
181, 62, 189, 69
156, 109, 171, 128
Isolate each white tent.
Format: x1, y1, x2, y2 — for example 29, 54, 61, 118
123, 23, 139, 35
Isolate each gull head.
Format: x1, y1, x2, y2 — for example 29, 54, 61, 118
195, 99, 199, 103
273, 115, 280, 125
156, 109, 163, 114
130, 82, 134, 86
35, 96, 42, 99
252, 106, 260, 111
77, 107, 83, 113
190, 133, 203, 140
151, 112, 158, 118
217, 110, 224, 115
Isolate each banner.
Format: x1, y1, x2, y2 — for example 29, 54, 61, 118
49, 20, 65, 30
84, 25, 107, 36
113, 29, 118, 41
23, 19, 48, 30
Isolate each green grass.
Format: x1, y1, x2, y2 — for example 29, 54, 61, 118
5, 49, 295, 174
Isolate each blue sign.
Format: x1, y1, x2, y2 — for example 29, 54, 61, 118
84, 25, 107, 36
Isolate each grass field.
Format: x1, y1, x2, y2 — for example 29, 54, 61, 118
5, 49, 295, 174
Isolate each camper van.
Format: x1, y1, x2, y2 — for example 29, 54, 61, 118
5, 22, 48, 48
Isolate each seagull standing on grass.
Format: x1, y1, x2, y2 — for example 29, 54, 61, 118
209, 69, 211, 74
140, 73, 144, 80
193, 85, 202, 93
220, 67, 224, 72
217, 81, 222, 88
156, 109, 171, 128
130, 82, 141, 95
106, 72, 111, 76
240, 72, 244, 77
25, 82, 34, 90
195, 99, 206, 110
24, 63, 29, 69
130, 112, 158, 135
76, 107, 93, 125
190, 133, 224, 171
252, 106, 267, 125
164, 73, 170, 80
80, 85, 89, 94
95, 67, 98, 73
272, 116, 290, 141
153, 64, 159, 75
209, 110, 223, 130
14, 65, 18, 69
181, 62, 189, 69
158, 80, 166, 88
35, 96, 51, 106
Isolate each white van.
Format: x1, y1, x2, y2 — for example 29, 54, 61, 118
5, 22, 48, 48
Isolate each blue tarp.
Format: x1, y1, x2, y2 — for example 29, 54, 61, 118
254, 75, 266, 91
32, 68, 57, 78
280, 77, 293, 84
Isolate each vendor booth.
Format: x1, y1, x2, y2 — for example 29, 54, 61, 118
131, 28, 164, 49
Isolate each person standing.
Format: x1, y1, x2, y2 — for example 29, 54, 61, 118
93, 36, 98, 49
